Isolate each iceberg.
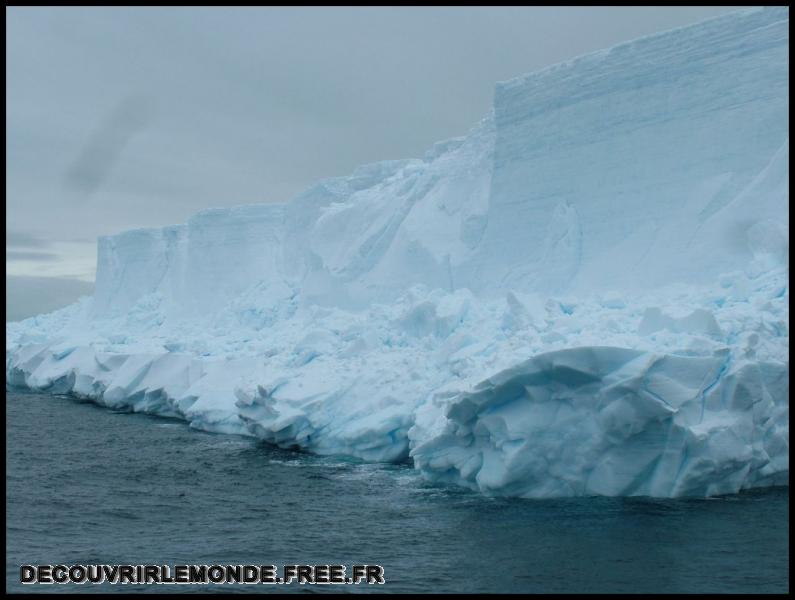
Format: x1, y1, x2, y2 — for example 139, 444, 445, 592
6, 7, 789, 498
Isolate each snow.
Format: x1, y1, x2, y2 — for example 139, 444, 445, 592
6, 7, 789, 498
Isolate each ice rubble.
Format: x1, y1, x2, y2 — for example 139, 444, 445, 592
6, 7, 789, 498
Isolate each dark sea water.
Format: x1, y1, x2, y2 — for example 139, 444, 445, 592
6, 390, 789, 593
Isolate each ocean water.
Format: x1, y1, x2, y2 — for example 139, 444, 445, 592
6, 390, 789, 593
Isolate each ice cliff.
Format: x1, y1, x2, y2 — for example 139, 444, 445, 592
7, 7, 789, 498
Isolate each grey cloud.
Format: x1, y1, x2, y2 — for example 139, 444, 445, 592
6, 275, 94, 322
6, 231, 51, 249
6, 250, 59, 261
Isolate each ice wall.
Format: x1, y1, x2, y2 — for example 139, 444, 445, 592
94, 204, 285, 317
479, 7, 789, 294
8, 7, 789, 499
91, 7, 788, 316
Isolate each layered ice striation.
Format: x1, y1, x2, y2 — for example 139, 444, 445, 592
7, 7, 789, 498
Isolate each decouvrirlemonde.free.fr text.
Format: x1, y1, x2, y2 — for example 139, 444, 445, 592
21, 564, 385, 585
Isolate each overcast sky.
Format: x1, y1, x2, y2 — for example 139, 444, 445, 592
6, 6, 744, 320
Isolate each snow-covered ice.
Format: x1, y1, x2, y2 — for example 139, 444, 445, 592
6, 7, 789, 498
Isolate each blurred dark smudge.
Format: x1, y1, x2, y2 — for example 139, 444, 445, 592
63, 94, 154, 196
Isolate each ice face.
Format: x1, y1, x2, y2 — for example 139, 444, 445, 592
410, 346, 788, 498
6, 7, 789, 498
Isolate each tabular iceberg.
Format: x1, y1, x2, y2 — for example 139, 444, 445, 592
7, 7, 788, 498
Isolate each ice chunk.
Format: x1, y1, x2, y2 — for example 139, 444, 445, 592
410, 347, 788, 498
